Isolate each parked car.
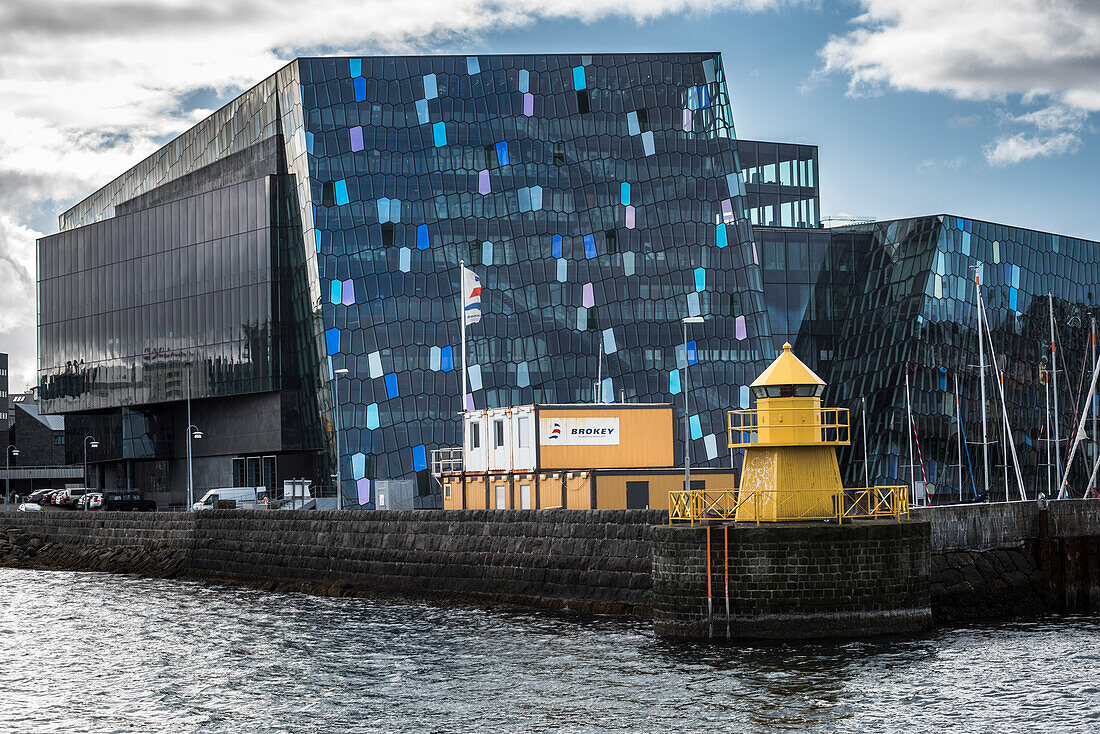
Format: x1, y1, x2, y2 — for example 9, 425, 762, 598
101, 492, 156, 512
25, 489, 55, 505
17, 502, 42, 512
57, 488, 88, 508
192, 487, 268, 511
76, 493, 103, 511
46, 489, 65, 506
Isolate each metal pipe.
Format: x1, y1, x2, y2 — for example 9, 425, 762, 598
861, 396, 870, 488
5, 445, 18, 507
706, 524, 713, 639
333, 368, 349, 510
724, 524, 730, 639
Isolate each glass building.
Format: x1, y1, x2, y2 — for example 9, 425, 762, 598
772, 216, 1100, 501
38, 53, 773, 507
37, 53, 1100, 508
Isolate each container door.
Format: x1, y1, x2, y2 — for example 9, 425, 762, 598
626, 481, 649, 509
489, 410, 512, 471
511, 409, 535, 471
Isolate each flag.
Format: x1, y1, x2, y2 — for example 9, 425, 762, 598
462, 265, 482, 325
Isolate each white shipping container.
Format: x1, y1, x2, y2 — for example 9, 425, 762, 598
463, 410, 488, 473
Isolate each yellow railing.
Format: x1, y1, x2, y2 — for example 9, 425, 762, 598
668, 486, 909, 526
727, 407, 850, 448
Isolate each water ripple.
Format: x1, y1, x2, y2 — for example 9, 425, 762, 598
0, 569, 1096, 733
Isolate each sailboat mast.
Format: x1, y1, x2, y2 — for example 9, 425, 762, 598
1044, 365, 1052, 498
905, 370, 917, 505
1050, 293, 1062, 481
1092, 316, 1097, 497
976, 269, 990, 496
954, 373, 963, 502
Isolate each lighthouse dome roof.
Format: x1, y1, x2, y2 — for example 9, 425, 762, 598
750, 343, 826, 388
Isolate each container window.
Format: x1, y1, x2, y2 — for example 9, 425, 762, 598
469, 422, 481, 449
494, 419, 505, 448
495, 485, 506, 509
517, 417, 530, 447
520, 485, 531, 509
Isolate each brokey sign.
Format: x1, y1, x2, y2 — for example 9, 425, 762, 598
541, 417, 620, 446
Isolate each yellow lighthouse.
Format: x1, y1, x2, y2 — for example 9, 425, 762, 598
729, 343, 852, 522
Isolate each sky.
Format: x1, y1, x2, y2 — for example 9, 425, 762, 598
1, 0, 1098, 390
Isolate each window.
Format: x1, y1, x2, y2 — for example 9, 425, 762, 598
469, 422, 481, 449
606, 229, 618, 254
54, 435, 65, 445
495, 484, 507, 509
232, 458, 246, 487
520, 484, 531, 509
444, 483, 452, 500
576, 90, 590, 114
553, 142, 565, 165
494, 419, 505, 448
381, 222, 395, 248
517, 417, 530, 447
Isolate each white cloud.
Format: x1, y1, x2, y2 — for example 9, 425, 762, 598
0, 0, 796, 389
916, 155, 967, 175
984, 132, 1082, 166
1007, 104, 1088, 132
820, 1, 1100, 165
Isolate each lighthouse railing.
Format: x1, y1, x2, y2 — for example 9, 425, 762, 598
727, 407, 851, 448
669, 485, 909, 525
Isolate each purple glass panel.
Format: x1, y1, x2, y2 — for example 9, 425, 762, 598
350, 126, 364, 152
735, 315, 746, 340
478, 169, 490, 194
523, 93, 534, 116
625, 205, 635, 229
582, 282, 595, 308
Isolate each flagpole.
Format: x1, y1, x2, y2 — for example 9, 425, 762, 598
460, 259, 468, 415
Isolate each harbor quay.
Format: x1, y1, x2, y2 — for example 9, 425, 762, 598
0, 499, 1097, 640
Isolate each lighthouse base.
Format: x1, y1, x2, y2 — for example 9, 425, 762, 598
652, 519, 932, 640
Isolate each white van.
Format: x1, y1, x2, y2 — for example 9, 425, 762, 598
192, 487, 266, 511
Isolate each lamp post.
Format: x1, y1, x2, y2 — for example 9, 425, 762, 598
682, 316, 705, 495
83, 436, 99, 511
186, 424, 203, 511
333, 368, 349, 510
5, 445, 18, 507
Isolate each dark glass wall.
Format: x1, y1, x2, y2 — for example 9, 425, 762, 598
738, 140, 819, 228
791, 216, 1100, 501
38, 177, 276, 413
299, 54, 772, 500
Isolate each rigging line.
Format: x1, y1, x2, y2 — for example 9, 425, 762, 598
959, 404, 980, 499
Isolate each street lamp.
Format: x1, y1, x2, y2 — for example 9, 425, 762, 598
333, 368, 349, 510
186, 424, 203, 511
5, 445, 19, 507
682, 316, 705, 495
83, 436, 99, 511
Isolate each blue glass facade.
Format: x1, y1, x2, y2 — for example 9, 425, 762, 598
40, 53, 773, 507
301, 54, 770, 503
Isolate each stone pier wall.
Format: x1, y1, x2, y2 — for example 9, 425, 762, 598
652, 521, 932, 639
913, 500, 1100, 621
1, 500, 1098, 630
